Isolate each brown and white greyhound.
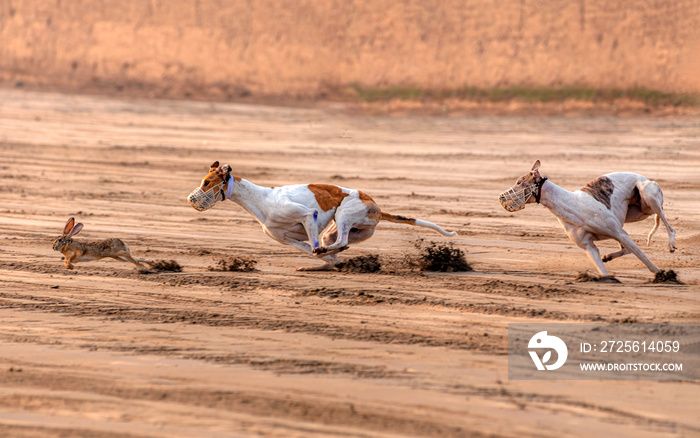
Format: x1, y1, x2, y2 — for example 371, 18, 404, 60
188, 161, 457, 270
499, 160, 676, 277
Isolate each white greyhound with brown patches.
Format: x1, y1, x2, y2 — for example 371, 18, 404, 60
499, 160, 676, 277
188, 161, 457, 271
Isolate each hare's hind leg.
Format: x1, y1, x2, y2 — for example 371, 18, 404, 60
114, 242, 143, 268
110, 255, 139, 267
119, 253, 144, 268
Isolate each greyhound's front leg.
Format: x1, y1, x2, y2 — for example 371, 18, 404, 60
268, 230, 339, 271
279, 235, 314, 255
282, 237, 340, 271
582, 242, 609, 276
301, 210, 321, 251
275, 201, 322, 251
563, 226, 609, 276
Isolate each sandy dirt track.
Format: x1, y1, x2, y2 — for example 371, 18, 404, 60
0, 89, 698, 437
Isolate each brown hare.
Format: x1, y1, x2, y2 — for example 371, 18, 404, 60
52, 217, 151, 270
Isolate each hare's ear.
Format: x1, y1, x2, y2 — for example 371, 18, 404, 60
531, 160, 541, 171
63, 218, 75, 236
69, 223, 83, 237
210, 161, 220, 170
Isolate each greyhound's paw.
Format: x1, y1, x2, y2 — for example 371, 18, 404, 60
601, 255, 612, 263
669, 244, 676, 253
312, 247, 327, 255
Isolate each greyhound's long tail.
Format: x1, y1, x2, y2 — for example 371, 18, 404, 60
380, 212, 457, 237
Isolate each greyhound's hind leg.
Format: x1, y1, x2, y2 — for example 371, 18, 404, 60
602, 242, 630, 263
615, 230, 661, 274
638, 181, 676, 252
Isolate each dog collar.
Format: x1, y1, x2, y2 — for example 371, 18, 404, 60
217, 173, 232, 201
534, 177, 548, 204
223, 174, 235, 200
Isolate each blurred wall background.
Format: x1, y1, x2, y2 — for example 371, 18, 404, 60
1, 0, 698, 98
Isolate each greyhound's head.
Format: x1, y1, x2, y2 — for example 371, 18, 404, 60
187, 161, 233, 211
498, 160, 547, 212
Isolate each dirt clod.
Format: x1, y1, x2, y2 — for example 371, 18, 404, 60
575, 272, 620, 283
209, 256, 258, 272
652, 269, 683, 284
338, 254, 381, 273
414, 242, 472, 273
149, 260, 182, 272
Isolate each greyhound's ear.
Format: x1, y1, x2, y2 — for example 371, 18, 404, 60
221, 164, 231, 173
210, 161, 220, 170
531, 160, 541, 171
63, 218, 75, 236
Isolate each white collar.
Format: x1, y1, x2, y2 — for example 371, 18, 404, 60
225, 178, 235, 200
